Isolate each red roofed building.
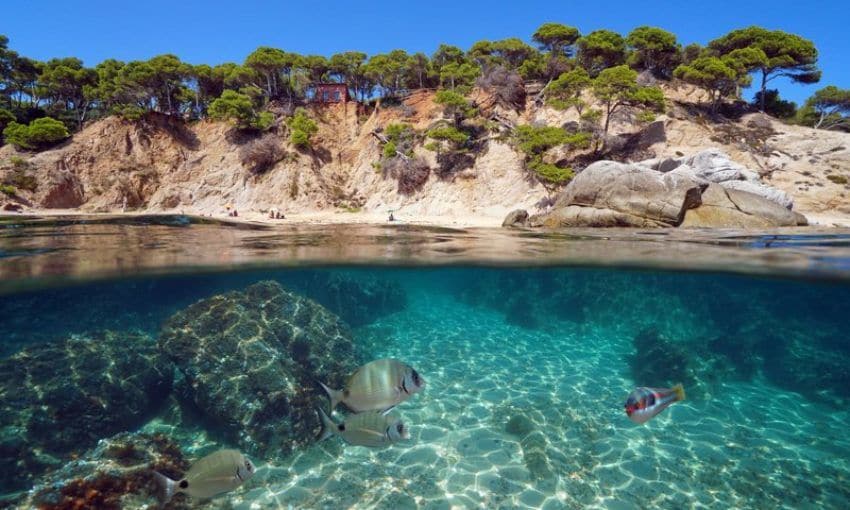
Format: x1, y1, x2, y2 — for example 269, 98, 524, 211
311, 83, 350, 103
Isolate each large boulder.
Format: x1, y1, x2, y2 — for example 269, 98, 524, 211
528, 160, 706, 227
0, 331, 172, 492
158, 281, 365, 458
681, 184, 807, 228
720, 179, 794, 210
683, 149, 751, 182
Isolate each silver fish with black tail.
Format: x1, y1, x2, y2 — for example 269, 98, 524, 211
153, 449, 254, 506
317, 408, 410, 448
624, 384, 686, 424
318, 358, 425, 413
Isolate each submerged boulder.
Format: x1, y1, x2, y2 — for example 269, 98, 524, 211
0, 331, 172, 492
9, 432, 189, 510
528, 160, 706, 227
158, 281, 365, 458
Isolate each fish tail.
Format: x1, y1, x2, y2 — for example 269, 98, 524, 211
672, 383, 686, 402
317, 380, 343, 412
152, 471, 177, 507
316, 407, 336, 442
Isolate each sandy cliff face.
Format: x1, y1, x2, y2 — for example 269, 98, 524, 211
1, 87, 848, 225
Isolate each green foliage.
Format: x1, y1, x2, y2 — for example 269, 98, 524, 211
286, 108, 318, 148
427, 126, 470, 144
752, 89, 797, 119
798, 86, 850, 130
9, 156, 28, 169
0, 184, 15, 196
434, 90, 476, 125
637, 111, 657, 123
0, 108, 14, 133
546, 68, 591, 112
2, 117, 70, 150
533, 23, 581, 56
382, 141, 398, 158
577, 30, 627, 76
512, 125, 588, 188
438, 61, 480, 90
709, 27, 820, 111
208, 90, 272, 131
528, 160, 574, 184
591, 66, 664, 135
674, 56, 749, 113
626, 26, 681, 78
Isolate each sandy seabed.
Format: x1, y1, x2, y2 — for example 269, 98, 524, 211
140, 291, 850, 510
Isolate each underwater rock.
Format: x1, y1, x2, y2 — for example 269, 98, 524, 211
0, 331, 172, 493
159, 280, 365, 458
761, 333, 850, 406
283, 272, 407, 327
9, 432, 189, 510
629, 327, 722, 398
502, 412, 555, 491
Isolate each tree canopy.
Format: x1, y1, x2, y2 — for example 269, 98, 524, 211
0, 23, 837, 151
709, 27, 820, 111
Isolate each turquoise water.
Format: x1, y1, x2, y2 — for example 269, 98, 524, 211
1, 218, 850, 509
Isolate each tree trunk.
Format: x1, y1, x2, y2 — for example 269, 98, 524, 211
760, 68, 768, 112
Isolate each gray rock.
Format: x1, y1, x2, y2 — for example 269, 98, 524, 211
684, 149, 746, 183
532, 160, 705, 227
721, 180, 794, 209
681, 184, 806, 228
502, 209, 529, 227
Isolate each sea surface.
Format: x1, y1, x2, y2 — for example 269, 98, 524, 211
1, 215, 849, 509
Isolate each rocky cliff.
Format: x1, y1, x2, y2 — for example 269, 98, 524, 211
1, 85, 849, 226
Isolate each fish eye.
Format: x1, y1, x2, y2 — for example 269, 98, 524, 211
396, 423, 404, 433
412, 370, 420, 384
246, 461, 253, 471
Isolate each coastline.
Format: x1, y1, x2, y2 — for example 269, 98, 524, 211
4, 208, 850, 229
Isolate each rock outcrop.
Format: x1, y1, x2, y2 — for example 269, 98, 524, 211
0, 331, 172, 492
681, 184, 807, 228
158, 281, 364, 458
520, 149, 807, 229
527, 160, 706, 227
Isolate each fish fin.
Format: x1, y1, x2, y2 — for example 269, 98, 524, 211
380, 405, 397, 417
672, 383, 686, 402
152, 471, 177, 508
317, 380, 343, 413
316, 407, 337, 442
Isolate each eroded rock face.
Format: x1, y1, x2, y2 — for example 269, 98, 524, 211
528, 160, 705, 228
681, 184, 807, 228
158, 281, 364, 458
0, 331, 172, 492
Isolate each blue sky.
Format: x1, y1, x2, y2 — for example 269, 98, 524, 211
3, 0, 847, 104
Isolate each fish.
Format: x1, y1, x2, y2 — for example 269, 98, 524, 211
624, 384, 686, 424
317, 407, 410, 448
153, 449, 255, 506
318, 358, 425, 413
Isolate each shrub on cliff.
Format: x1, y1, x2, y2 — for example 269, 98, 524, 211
512, 125, 590, 191
2, 117, 70, 150
286, 108, 318, 149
